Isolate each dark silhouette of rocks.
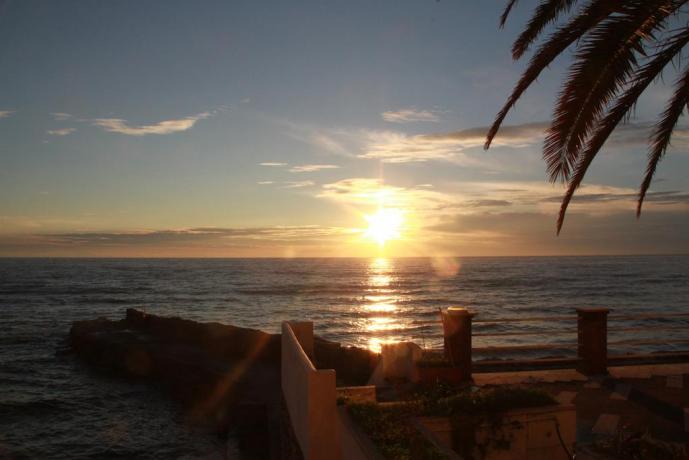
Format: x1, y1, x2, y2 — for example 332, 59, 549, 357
68, 308, 378, 457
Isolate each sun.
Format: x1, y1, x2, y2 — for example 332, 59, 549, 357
364, 208, 404, 245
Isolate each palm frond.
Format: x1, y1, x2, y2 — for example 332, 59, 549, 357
500, 0, 520, 28
485, 0, 617, 150
512, 0, 580, 59
556, 27, 689, 232
638, 64, 689, 215
545, 1, 678, 182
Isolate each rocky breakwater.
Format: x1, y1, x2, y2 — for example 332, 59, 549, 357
69, 309, 378, 457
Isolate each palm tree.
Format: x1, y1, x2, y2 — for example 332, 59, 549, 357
485, 0, 689, 233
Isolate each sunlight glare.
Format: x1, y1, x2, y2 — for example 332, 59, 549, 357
364, 208, 404, 245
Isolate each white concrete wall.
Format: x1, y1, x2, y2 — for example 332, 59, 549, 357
281, 322, 340, 460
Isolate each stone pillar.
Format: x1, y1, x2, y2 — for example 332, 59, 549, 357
442, 307, 475, 381
576, 308, 610, 375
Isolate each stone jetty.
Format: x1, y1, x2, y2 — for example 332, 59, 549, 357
69, 308, 377, 458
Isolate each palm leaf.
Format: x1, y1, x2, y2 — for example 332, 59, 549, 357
512, 0, 580, 59
500, 0, 520, 28
556, 27, 689, 232
485, 0, 618, 150
545, 1, 677, 182
638, 64, 689, 215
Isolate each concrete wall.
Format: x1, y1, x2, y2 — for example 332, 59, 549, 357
281, 322, 340, 460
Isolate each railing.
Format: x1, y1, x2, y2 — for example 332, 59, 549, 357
281, 321, 340, 460
422, 307, 689, 380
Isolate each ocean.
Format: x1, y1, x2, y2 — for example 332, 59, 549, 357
1, 256, 688, 458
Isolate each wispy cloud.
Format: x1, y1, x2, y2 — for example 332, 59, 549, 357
92, 112, 210, 136
0, 225, 364, 257
484, 120, 689, 152
292, 119, 689, 166
290, 122, 544, 164
284, 180, 315, 188
319, 177, 689, 225
318, 178, 457, 216
51, 112, 72, 121
257, 181, 274, 185
360, 122, 549, 163
0, 110, 14, 118
47, 128, 76, 136
360, 130, 464, 163
289, 164, 340, 173
382, 108, 442, 123
309, 132, 352, 156
259, 162, 288, 167
40, 225, 352, 244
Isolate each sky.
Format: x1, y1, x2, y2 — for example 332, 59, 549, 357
1, 0, 688, 257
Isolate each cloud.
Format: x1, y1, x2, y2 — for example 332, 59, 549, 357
309, 132, 352, 156
279, 120, 355, 157
284, 120, 540, 163
259, 162, 287, 167
466, 199, 513, 208
51, 112, 71, 121
484, 120, 689, 152
47, 128, 76, 136
289, 164, 340, 173
318, 177, 457, 215
358, 123, 542, 163
433, 122, 546, 147
427, 211, 689, 255
39, 225, 352, 245
308, 123, 545, 164
257, 181, 274, 185
360, 130, 464, 163
284, 180, 315, 188
292, 119, 689, 166
0, 225, 361, 257
318, 177, 689, 231
358, 120, 689, 163
539, 189, 689, 205
382, 108, 442, 123
369, 122, 546, 163
92, 112, 210, 136
0, 110, 14, 118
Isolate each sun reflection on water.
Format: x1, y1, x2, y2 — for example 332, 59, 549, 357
362, 257, 407, 352
368, 274, 393, 287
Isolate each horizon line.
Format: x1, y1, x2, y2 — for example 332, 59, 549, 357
1, 253, 687, 260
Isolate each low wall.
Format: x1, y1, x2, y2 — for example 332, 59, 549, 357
124, 308, 281, 361
281, 322, 340, 460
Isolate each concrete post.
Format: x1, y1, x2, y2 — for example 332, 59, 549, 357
442, 307, 475, 381
576, 308, 610, 375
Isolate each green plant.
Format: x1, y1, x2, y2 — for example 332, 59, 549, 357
348, 386, 557, 460
592, 428, 689, 459
429, 387, 555, 460
347, 402, 445, 460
